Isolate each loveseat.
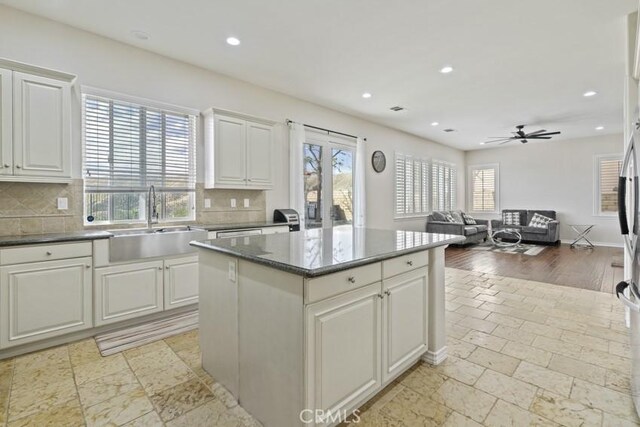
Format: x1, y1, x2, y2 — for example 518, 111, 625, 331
491, 209, 560, 245
425, 210, 489, 245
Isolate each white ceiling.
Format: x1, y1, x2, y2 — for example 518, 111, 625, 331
1, 0, 636, 150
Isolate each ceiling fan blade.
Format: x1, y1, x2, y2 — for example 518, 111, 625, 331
499, 140, 513, 145
526, 136, 552, 139
526, 131, 560, 137
526, 129, 547, 136
483, 139, 512, 144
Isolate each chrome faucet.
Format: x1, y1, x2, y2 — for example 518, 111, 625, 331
148, 185, 159, 229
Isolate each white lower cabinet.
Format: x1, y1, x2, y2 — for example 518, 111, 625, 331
94, 260, 164, 326
305, 283, 383, 426
382, 268, 429, 382
0, 257, 92, 348
164, 255, 199, 309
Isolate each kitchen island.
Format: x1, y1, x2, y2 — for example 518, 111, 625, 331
191, 227, 464, 427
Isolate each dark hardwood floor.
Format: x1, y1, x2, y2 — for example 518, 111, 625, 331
445, 243, 624, 292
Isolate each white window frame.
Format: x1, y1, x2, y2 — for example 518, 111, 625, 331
594, 153, 622, 217
467, 163, 500, 214
82, 86, 199, 226
303, 130, 356, 229
394, 153, 431, 219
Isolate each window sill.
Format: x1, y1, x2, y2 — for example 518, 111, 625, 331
394, 215, 429, 221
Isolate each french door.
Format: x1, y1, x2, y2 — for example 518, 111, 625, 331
303, 134, 355, 229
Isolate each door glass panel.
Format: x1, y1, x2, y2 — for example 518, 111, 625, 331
304, 143, 323, 229
331, 148, 354, 226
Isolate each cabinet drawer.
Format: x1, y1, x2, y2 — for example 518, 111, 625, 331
0, 242, 92, 265
305, 262, 381, 304
382, 252, 428, 279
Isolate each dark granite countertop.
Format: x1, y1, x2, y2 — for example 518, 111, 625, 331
0, 231, 113, 247
191, 226, 464, 277
199, 222, 289, 232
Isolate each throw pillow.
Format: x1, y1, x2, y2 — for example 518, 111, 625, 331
529, 213, 553, 228
502, 212, 521, 226
462, 213, 477, 225
450, 211, 464, 223
431, 211, 447, 222
444, 213, 456, 223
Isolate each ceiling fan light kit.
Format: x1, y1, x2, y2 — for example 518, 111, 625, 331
483, 124, 561, 145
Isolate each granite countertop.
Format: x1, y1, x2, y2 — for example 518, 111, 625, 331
191, 226, 465, 277
0, 230, 113, 247
199, 222, 289, 231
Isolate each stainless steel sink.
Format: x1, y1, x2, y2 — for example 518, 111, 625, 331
108, 226, 208, 262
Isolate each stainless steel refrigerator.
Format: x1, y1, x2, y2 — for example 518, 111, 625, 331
617, 131, 640, 418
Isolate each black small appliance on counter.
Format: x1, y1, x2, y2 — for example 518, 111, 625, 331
273, 209, 300, 231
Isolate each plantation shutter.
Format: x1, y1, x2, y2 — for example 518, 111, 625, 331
471, 167, 496, 212
395, 154, 430, 217
432, 160, 457, 211
599, 158, 622, 214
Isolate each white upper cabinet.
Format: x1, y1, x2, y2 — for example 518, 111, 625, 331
0, 59, 75, 183
204, 108, 275, 190
0, 68, 11, 177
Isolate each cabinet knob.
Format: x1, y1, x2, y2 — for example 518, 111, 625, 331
165, 266, 170, 270
85, 264, 91, 269
377, 293, 384, 299
46, 251, 52, 256
15, 165, 20, 169
406, 260, 413, 266
347, 276, 356, 284
3, 164, 8, 168
385, 290, 391, 296
158, 267, 163, 270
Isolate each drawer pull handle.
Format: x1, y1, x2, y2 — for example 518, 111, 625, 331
46, 251, 52, 256
385, 290, 391, 296
406, 260, 413, 266
347, 276, 356, 284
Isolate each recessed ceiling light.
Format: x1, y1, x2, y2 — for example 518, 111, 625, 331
583, 90, 597, 97
431, 122, 439, 126
131, 30, 150, 40
480, 142, 486, 145
226, 37, 241, 46
595, 126, 604, 130
440, 66, 454, 74
362, 92, 372, 99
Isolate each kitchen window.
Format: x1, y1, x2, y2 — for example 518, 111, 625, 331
595, 154, 622, 216
82, 89, 197, 225
468, 164, 499, 213
431, 160, 457, 211
395, 154, 430, 218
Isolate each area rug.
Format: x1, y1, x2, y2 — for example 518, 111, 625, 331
95, 309, 198, 356
469, 241, 547, 256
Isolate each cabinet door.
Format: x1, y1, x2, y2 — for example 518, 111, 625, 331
12, 72, 71, 179
246, 121, 272, 188
94, 260, 164, 326
382, 268, 428, 383
0, 257, 92, 348
215, 115, 247, 186
164, 255, 198, 309
0, 68, 12, 176
305, 283, 382, 425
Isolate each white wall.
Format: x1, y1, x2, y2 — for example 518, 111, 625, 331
0, 6, 465, 232
465, 134, 624, 246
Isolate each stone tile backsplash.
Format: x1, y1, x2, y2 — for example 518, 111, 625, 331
0, 181, 266, 236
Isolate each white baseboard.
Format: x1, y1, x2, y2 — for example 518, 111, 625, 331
422, 346, 447, 365
560, 239, 623, 248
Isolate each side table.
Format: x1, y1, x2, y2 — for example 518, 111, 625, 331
569, 224, 595, 249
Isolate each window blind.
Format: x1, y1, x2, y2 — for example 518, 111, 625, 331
84, 95, 196, 193
432, 160, 456, 211
598, 157, 622, 214
395, 154, 429, 217
470, 167, 496, 212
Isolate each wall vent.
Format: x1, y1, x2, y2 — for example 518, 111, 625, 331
389, 106, 405, 112
443, 128, 456, 132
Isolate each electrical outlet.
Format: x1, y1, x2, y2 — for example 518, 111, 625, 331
204, 198, 211, 209
244, 198, 250, 208
228, 260, 237, 282
231, 198, 237, 208
57, 197, 68, 210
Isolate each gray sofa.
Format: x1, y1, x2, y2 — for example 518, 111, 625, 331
491, 209, 560, 244
425, 210, 489, 245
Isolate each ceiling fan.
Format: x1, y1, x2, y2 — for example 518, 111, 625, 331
482, 125, 561, 145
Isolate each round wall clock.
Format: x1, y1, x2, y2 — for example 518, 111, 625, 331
371, 150, 386, 173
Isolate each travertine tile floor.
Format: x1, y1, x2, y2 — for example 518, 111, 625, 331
0, 268, 638, 426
